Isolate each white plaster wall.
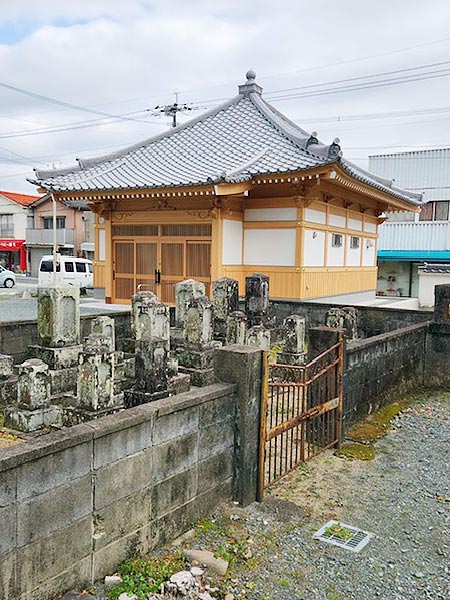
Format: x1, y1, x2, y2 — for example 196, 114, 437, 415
364, 221, 377, 233
244, 228, 296, 266
98, 229, 106, 261
222, 219, 243, 265
328, 213, 345, 228
326, 233, 345, 266
419, 272, 450, 307
305, 208, 326, 224
348, 217, 363, 231
303, 229, 325, 266
346, 235, 361, 266
244, 207, 297, 221
362, 238, 376, 266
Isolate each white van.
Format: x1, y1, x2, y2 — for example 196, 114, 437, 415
38, 255, 94, 290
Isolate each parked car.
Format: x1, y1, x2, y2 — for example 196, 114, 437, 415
38, 255, 93, 290
0, 265, 16, 288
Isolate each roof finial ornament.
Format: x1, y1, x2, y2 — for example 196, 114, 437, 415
239, 69, 262, 96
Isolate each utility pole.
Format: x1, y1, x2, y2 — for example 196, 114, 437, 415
151, 92, 205, 128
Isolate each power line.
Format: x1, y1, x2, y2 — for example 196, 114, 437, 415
0, 80, 163, 125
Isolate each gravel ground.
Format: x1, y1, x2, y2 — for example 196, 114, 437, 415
190, 393, 449, 600
59, 393, 449, 600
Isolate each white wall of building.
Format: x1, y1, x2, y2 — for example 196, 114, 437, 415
326, 233, 345, 266
348, 217, 362, 231
222, 219, 243, 265
418, 272, 450, 307
328, 213, 346, 228
244, 228, 296, 266
363, 238, 376, 266
346, 235, 361, 266
305, 207, 326, 224
244, 207, 297, 221
0, 195, 30, 239
303, 229, 325, 266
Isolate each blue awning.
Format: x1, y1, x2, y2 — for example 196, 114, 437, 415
378, 250, 450, 261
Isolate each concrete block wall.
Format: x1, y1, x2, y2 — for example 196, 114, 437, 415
0, 311, 131, 364
0, 382, 237, 600
266, 299, 431, 338
343, 322, 428, 428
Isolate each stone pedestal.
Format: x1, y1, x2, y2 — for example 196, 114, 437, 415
38, 285, 80, 347
177, 295, 215, 386
5, 358, 62, 431
226, 311, 247, 345
325, 307, 358, 340
245, 273, 269, 327
278, 315, 306, 366
213, 277, 239, 342
246, 324, 271, 351
125, 336, 169, 407
71, 333, 123, 423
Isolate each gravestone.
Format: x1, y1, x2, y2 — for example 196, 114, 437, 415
278, 315, 306, 366
213, 277, 239, 342
5, 358, 62, 431
246, 324, 271, 351
245, 273, 269, 327
226, 310, 247, 345
325, 306, 358, 340
177, 295, 215, 386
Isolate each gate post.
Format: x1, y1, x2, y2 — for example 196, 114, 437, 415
214, 345, 263, 506
257, 351, 269, 502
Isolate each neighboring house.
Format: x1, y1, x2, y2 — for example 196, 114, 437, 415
26, 194, 94, 276
30, 71, 421, 305
369, 148, 450, 299
0, 190, 39, 271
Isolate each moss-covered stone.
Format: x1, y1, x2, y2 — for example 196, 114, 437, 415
335, 442, 375, 461
347, 421, 385, 442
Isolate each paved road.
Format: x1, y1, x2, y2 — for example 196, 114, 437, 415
0, 296, 129, 322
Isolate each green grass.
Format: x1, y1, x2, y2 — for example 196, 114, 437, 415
108, 551, 185, 600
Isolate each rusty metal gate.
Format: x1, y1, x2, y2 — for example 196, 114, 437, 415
258, 336, 344, 500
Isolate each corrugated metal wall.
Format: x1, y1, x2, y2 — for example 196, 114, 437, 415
378, 221, 450, 250
369, 148, 450, 202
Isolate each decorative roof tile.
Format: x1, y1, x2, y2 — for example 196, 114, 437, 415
29, 72, 422, 207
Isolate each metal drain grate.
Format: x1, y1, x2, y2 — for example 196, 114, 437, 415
313, 520, 372, 553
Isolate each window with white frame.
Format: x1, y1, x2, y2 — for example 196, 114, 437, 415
350, 236, 360, 249
0, 214, 14, 237
331, 233, 343, 247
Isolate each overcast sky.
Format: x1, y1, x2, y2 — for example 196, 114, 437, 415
1, 0, 450, 193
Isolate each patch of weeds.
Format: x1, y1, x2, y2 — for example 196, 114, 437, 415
215, 535, 249, 566
196, 518, 218, 533
0, 411, 4, 428
280, 578, 289, 587
324, 522, 353, 541
335, 442, 375, 461
108, 550, 185, 600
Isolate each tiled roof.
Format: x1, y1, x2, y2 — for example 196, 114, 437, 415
419, 263, 450, 273
0, 190, 41, 207
30, 72, 422, 207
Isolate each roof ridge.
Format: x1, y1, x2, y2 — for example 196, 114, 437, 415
247, 92, 340, 162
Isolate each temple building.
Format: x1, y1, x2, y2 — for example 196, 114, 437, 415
31, 71, 422, 304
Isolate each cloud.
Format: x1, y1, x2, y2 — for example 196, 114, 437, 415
1, 0, 450, 191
